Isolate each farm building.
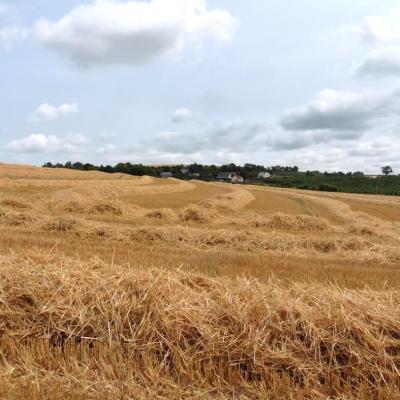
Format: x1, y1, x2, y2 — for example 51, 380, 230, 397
217, 172, 244, 183
258, 172, 271, 179
231, 175, 244, 183
160, 172, 173, 178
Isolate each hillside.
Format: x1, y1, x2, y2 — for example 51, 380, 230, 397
0, 164, 400, 399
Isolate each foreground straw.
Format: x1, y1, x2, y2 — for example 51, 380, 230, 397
0, 251, 399, 399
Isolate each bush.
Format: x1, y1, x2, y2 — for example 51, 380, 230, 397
318, 184, 338, 192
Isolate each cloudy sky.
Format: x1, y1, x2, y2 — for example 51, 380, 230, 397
1, 0, 400, 172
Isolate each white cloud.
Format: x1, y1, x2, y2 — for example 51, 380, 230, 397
98, 131, 118, 141
30, 103, 79, 122
348, 141, 397, 158
341, 11, 400, 46
148, 119, 363, 157
153, 121, 268, 154
172, 108, 193, 123
292, 148, 348, 170
34, 0, 238, 68
96, 143, 116, 155
280, 89, 395, 132
157, 131, 180, 140
356, 47, 400, 77
341, 11, 400, 78
7, 133, 88, 153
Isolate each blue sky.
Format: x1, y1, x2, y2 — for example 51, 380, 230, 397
1, 0, 400, 172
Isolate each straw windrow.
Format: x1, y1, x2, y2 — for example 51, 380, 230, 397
0, 252, 399, 399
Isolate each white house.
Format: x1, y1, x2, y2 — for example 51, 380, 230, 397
217, 172, 244, 183
258, 172, 271, 179
231, 175, 244, 183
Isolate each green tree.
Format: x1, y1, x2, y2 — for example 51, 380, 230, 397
382, 166, 393, 177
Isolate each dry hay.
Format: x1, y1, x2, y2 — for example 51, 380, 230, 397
201, 186, 255, 212
1, 164, 400, 398
55, 200, 87, 213
0, 251, 399, 399
0, 162, 137, 181
48, 197, 124, 216
41, 216, 125, 241
0, 209, 35, 226
42, 217, 84, 233
124, 225, 378, 256
92, 226, 115, 239
267, 213, 329, 232
0, 197, 31, 210
348, 223, 378, 236
180, 205, 218, 223
86, 202, 123, 216
301, 236, 374, 253
145, 208, 177, 221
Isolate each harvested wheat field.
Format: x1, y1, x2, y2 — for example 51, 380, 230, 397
0, 164, 400, 399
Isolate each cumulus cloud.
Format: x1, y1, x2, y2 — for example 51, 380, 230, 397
356, 47, 400, 77
292, 148, 348, 169
30, 103, 79, 122
172, 108, 193, 123
147, 118, 366, 158
153, 121, 267, 155
96, 143, 116, 155
34, 0, 238, 68
341, 11, 400, 78
348, 141, 397, 158
341, 11, 400, 46
7, 133, 88, 153
339, 11, 400, 78
280, 89, 396, 132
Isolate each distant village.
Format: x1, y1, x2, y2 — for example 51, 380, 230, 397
43, 161, 297, 182
43, 161, 399, 195
160, 169, 271, 183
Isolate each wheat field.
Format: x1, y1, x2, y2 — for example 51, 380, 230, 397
0, 163, 400, 399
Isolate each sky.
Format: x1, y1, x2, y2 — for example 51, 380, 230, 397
1, 0, 400, 173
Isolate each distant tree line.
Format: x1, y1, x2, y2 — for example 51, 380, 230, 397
42, 161, 299, 181
260, 168, 400, 196
42, 162, 399, 196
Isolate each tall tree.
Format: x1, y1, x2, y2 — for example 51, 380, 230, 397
382, 166, 393, 177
